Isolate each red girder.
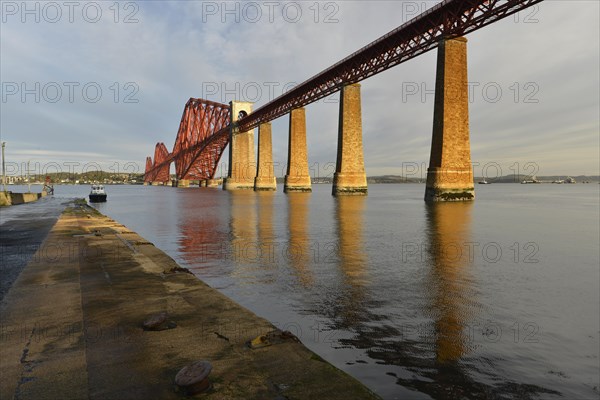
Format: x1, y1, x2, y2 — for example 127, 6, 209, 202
150, 142, 171, 183
144, 99, 230, 182
173, 98, 230, 180
237, 0, 544, 132
145, 0, 544, 182
144, 157, 153, 182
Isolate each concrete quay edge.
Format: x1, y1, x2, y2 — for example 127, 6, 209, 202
0, 201, 380, 400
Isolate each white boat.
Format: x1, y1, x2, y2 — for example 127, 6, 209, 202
478, 180, 490, 184
522, 176, 540, 184
89, 185, 107, 202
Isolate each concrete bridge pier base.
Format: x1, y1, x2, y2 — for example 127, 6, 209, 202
177, 179, 190, 188
254, 122, 277, 191
425, 37, 474, 202
284, 108, 312, 193
223, 101, 256, 191
200, 180, 207, 187
332, 83, 368, 196
206, 179, 220, 188
151, 182, 161, 186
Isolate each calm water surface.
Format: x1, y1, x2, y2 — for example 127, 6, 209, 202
23, 183, 600, 399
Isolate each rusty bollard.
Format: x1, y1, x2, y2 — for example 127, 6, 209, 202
175, 360, 213, 395
142, 312, 177, 331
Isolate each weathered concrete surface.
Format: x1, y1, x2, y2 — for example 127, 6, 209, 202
12, 193, 41, 205
333, 84, 368, 196
0, 197, 70, 301
206, 179, 221, 188
0, 192, 10, 206
0, 202, 379, 400
254, 122, 277, 191
425, 37, 475, 202
284, 108, 312, 193
1, 192, 47, 206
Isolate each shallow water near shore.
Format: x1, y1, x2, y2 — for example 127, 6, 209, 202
5, 183, 599, 399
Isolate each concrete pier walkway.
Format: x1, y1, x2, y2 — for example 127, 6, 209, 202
0, 197, 71, 302
0, 201, 379, 400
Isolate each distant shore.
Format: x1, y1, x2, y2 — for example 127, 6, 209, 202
4, 173, 599, 187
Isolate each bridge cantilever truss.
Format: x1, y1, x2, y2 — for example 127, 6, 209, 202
144, 99, 230, 183
173, 98, 230, 180
144, 143, 170, 183
145, 0, 543, 183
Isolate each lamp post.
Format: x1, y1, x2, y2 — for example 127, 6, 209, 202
27, 160, 31, 193
1, 142, 5, 192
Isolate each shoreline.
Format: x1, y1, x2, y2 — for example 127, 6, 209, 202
0, 201, 379, 399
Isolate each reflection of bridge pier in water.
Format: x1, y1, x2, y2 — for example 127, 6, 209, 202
316, 199, 482, 396
255, 192, 278, 282
333, 196, 369, 327
336, 196, 368, 285
255, 192, 275, 246
228, 191, 258, 278
425, 201, 477, 365
285, 193, 314, 288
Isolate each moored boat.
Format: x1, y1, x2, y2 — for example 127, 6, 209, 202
89, 185, 107, 202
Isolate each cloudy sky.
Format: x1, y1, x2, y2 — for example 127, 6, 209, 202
1, 0, 598, 179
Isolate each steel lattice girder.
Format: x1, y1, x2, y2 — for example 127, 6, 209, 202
179, 128, 230, 180
237, 0, 544, 132
144, 157, 153, 182
144, 98, 230, 182
173, 98, 230, 180
152, 142, 171, 183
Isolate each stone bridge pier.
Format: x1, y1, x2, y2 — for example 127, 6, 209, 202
223, 101, 255, 191
254, 122, 277, 191
425, 37, 474, 202
333, 83, 368, 196
284, 108, 312, 193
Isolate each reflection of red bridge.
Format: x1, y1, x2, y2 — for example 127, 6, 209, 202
145, 0, 544, 200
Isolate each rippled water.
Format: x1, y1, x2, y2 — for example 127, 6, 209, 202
15, 183, 600, 399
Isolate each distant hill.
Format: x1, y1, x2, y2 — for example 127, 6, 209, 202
475, 175, 599, 183
367, 175, 422, 183
273, 174, 599, 184
17, 171, 595, 185
368, 174, 599, 184
12, 171, 145, 184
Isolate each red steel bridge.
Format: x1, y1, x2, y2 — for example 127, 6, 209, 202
144, 0, 544, 184
144, 98, 230, 182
